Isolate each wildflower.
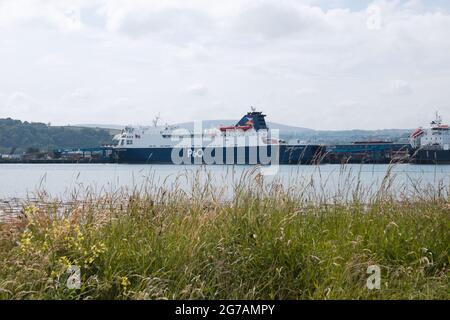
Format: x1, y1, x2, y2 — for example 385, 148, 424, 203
50, 270, 59, 279
91, 242, 107, 256
120, 276, 131, 289
59, 256, 72, 268
24, 205, 39, 224
42, 240, 49, 252
19, 229, 34, 252
84, 257, 95, 265
74, 225, 84, 241
98, 242, 107, 253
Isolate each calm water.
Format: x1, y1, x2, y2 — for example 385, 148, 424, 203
0, 163, 449, 201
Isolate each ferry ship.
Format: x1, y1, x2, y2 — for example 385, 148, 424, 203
112, 110, 323, 165
410, 112, 450, 164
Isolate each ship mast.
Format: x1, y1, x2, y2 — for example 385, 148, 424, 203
432, 111, 442, 128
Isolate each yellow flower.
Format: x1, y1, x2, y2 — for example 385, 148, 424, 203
84, 257, 95, 265
50, 270, 59, 279
120, 276, 131, 289
19, 230, 34, 252
42, 240, 49, 251
21, 237, 32, 246
59, 256, 72, 268
24, 205, 39, 223
74, 225, 84, 240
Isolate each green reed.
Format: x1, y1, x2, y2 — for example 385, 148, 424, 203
0, 165, 448, 299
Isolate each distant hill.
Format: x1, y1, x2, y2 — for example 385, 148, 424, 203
173, 120, 315, 133
0, 118, 114, 154
75, 124, 125, 130
77, 120, 314, 133
77, 120, 412, 144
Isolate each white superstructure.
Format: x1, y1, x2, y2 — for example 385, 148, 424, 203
113, 124, 279, 149
410, 112, 450, 151
112, 111, 286, 151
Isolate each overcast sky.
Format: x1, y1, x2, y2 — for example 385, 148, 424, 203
0, 0, 450, 130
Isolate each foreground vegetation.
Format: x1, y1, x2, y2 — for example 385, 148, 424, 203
0, 168, 448, 299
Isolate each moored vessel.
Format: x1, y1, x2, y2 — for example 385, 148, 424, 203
410, 112, 450, 164
112, 110, 323, 165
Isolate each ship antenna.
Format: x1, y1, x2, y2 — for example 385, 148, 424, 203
433, 111, 442, 126
152, 113, 161, 127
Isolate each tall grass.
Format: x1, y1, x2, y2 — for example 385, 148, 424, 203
0, 164, 448, 299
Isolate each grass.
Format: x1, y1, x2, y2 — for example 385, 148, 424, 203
0, 165, 448, 299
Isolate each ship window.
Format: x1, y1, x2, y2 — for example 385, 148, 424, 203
126, 140, 133, 145
120, 140, 125, 146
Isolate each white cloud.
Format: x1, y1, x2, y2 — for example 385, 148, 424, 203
0, 91, 48, 121
337, 100, 359, 108
0, 0, 449, 129
174, 44, 211, 63
296, 87, 319, 95
388, 80, 413, 96
116, 77, 137, 85
185, 84, 208, 97
0, 92, 6, 112
6, 92, 39, 111
100, 0, 214, 43
37, 54, 70, 67
0, 0, 85, 31
64, 88, 96, 100
233, 2, 325, 39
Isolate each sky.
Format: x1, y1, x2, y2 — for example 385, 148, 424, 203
0, 0, 450, 130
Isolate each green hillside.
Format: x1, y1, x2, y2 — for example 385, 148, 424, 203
0, 118, 115, 154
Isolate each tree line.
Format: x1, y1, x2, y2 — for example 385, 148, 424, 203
0, 118, 114, 154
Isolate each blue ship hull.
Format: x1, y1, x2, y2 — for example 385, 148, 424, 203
325, 143, 412, 164
114, 145, 323, 165
413, 149, 450, 164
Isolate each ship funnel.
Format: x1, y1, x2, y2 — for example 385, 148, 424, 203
235, 110, 268, 131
